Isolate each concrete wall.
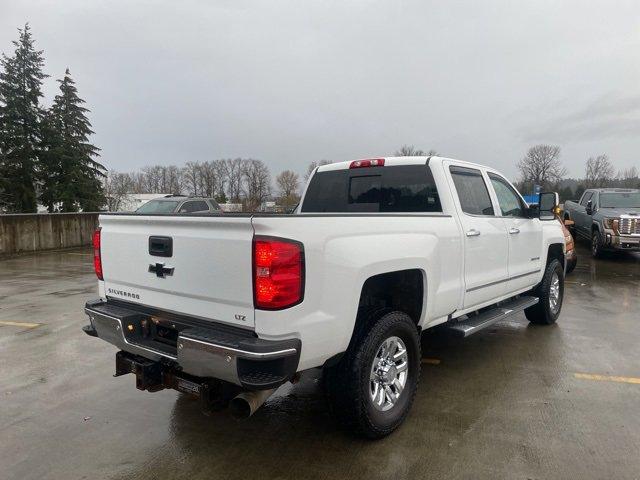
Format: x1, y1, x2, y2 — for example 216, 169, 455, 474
0, 213, 99, 257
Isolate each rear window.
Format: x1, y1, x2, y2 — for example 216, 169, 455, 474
301, 165, 442, 213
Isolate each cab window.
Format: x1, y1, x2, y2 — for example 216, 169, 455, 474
580, 192, 593, 206
449, 166, 494, 216
488, 173, 525, 217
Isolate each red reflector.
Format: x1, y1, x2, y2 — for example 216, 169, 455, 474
93, 228, 103, 280
253, 236, 304, 309
349, 158, 385, 169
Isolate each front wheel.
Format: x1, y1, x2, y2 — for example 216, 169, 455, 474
525, 259, 564, 325
324, 311, 421, 438
591, 232, 603, 258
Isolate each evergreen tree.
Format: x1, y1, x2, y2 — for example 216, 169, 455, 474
41, 68, 105, 211
0, 24, 47, 213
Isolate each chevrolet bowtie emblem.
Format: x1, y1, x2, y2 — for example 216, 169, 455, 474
148, 263, 174, 278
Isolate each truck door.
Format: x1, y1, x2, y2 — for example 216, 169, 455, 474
487, 172, 542, 293
575, 191, 594, 237
447, 164, 509, 309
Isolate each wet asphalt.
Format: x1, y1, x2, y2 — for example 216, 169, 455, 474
1, 244, 639, 480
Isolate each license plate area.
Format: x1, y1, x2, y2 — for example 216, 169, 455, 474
120, 315, 180, 355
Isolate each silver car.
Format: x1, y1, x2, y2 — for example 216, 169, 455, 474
135, 196, 221, 214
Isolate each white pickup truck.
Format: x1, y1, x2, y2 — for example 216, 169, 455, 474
84, 156, 565, 438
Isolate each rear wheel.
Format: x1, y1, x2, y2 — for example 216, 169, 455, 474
324, 311, 421, 438
525, 259, 564, 325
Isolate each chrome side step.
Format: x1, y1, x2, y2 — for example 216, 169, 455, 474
443, 296, 539, 338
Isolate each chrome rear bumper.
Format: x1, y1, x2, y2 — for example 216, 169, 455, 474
84, 300, 300, 389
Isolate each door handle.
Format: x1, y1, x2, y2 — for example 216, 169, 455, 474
466, 229, 481, 237
509, 227, 520, 235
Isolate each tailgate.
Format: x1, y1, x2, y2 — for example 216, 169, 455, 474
99, 214, 255, 328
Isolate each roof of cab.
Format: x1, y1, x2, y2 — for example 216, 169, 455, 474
315, 156, 487, 173
151, 195, 217, 202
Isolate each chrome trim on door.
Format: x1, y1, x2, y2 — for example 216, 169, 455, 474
466, 269, 541, 293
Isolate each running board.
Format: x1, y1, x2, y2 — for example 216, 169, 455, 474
443, 296, 539, 338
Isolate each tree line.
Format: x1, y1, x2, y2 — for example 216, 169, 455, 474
104, 159, 306, 212
516, 144, 640, 201
106, 143, 639, 213
0, 24, 104, 213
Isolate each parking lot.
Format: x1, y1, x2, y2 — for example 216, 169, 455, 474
1, 243, 639, 480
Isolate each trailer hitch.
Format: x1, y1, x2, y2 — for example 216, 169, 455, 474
114, 351, 235, 413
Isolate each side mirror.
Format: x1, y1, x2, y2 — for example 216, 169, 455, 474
525, 204, 539, 218
539, 192, 559, 220
585, 200, 593, 216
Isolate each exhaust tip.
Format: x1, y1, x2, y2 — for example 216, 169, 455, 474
229, 388, 277, 419
229, 397, 252, 419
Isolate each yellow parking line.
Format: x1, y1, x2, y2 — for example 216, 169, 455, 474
0, 320, 43, 329
574, 373, 640, 385
422, 358, 441, 365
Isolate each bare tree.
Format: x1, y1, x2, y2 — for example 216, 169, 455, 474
394, 145, 438, 156
224, 158, 244, 202
276, 170, 299, 197
137, 165, 183, 194
196, 160, 215, 197
157, 165, 183, 194
182, 161, 201, 195
139, 165, 162, 192
585, 155, 614, 188
517, 145, 566, 191
618, 166, 639, 188
102, 171, 133, 211
304, 160, 332, 181
276, 170, 300, 208
242, 159, 271, 211
212, 159, 228, 201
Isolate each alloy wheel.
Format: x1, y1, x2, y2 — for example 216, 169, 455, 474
369, 336, 409, 412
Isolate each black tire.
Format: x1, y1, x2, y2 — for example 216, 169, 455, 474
525, 259, 564, 325
324, 311, 421, 439
566, 257, 577, 274
591, 231, 603, 258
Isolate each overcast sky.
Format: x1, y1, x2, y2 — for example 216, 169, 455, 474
1, 0, 639, 180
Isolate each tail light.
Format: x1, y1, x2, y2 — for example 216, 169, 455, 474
253, 236, 304, 309
350, 158, 385, 169
93, 228, 103, 280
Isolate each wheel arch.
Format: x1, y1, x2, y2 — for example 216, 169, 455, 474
546, 243, 565, 270
356, 269, 426, 325
323, 268, 426, 369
